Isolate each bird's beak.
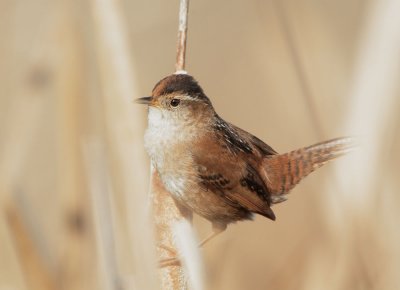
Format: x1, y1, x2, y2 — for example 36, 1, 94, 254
135, 96, 153, 105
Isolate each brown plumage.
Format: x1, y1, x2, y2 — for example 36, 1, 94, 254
262, 137, 353, 202
137, 73, 354, 241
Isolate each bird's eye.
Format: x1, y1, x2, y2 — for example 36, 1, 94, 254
170, 98, 180, 107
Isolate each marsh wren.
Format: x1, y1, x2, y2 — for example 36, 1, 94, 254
137, 73, 353, 245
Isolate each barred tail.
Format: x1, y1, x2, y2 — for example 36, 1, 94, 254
261, 137, 355, 203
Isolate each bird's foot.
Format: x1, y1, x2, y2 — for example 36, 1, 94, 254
158, 244, 177, 256
159, 257, 181, 268
157, 244, 181, 268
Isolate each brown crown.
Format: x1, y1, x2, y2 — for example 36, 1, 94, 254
152, 74, 210, 103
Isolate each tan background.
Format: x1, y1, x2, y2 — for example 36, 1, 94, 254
1, 0, 399, 289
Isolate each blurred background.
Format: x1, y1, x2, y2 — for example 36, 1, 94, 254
1, 0, 399, 289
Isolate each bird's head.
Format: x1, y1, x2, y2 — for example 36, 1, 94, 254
136, 73, 215, 126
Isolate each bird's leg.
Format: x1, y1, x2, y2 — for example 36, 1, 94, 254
158, 244, 180, 268
198, 222, 227, 247
158, 202, 193, 268
158, 223, 227, 268
159, 257, 181, 268
158, 244, 177, 256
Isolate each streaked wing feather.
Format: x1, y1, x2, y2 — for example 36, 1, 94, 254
194, 126, 276, 220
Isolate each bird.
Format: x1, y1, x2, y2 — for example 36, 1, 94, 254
136, 72, 353, 251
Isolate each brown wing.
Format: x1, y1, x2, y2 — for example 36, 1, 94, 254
193, 122, 276, 220
225, 164, 275, 220
230, 123, 278, 156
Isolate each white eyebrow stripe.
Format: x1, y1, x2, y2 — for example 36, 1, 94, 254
179, 95, 201, 101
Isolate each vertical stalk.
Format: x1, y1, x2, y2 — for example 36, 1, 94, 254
175, 0, 189, 72
152, 0, 198, 289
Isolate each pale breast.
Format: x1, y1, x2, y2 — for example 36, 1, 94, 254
144, 107, 197, 199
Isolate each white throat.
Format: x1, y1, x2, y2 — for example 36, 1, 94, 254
144, 107, 195, 169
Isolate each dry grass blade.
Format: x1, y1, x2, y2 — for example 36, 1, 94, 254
83, 140, 120, 290
176, 0, 189, 72
89, 0, 158, 288
5, 202, 57, 290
